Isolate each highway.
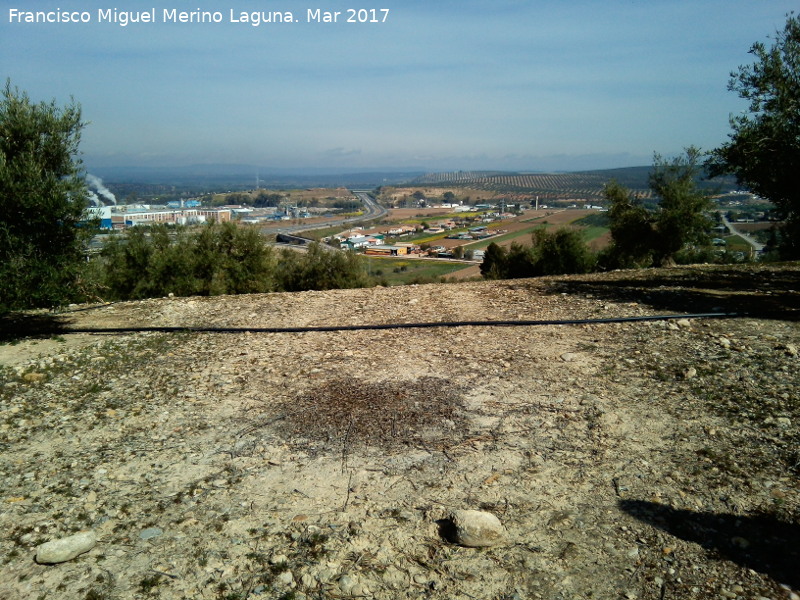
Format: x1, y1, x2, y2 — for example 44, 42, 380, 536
267, 190, 387, 238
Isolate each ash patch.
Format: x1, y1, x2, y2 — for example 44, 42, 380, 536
278, 377, 465, 452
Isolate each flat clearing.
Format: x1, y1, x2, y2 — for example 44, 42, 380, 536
2, 264, 798, 600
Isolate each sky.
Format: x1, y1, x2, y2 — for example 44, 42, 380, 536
1, 1, 797, 173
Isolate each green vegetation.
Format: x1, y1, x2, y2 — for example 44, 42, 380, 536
363, 257, 472, 285
90, 223, 369, 300
579, 226, 608, 243
277, 242, 369, 291
1, 81, 96, 313
95, 222, 275, 299
480, 228, 596, 280
600, 148, 713, 269
466, 224, 551, 249
708, 12, 800, 258
571, 212, 610, 228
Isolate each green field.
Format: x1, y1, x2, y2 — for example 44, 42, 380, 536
722, 234, 753, 252
360, 257, 473, 285
464, 224, 550, 249
580, 226, 609, 242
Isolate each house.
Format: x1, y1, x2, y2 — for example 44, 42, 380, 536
384, 225, 416, 236
340, 235, 378, 250
364, 245, 408, 256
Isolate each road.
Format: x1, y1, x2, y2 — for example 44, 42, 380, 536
719, 212, 765, 254
266, 191, 387, 238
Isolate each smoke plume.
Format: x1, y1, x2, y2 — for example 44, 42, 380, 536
86, 174, 117, 205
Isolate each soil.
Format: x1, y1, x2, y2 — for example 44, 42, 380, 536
1, 263, 799, 600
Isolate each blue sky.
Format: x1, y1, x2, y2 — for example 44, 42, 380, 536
2, 1, 796, 172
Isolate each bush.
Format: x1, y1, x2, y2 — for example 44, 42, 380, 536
276, 243, 368, 292
480, 229, 596, 280
96, 222, 275, 300
531, 227, 596, 275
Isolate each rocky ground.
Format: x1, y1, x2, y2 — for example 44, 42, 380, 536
1, 263, 799, 600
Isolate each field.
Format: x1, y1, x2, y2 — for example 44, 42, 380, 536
361, 256, 474, 285
460, 209, 597, 250
406, 167, 658, 200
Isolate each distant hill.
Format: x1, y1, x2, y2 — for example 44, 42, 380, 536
408, 166, 737, 200
89, 163, 739, 200
89, 164, 426, 189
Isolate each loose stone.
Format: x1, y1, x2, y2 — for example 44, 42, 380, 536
35, 530, 97, 564
139, 527, 164, 540
447, 509, 507, 547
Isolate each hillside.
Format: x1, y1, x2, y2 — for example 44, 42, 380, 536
1, 264, 799, 600
408, 167, 738, 201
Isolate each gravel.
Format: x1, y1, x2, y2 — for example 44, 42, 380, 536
1, 262, 798, 599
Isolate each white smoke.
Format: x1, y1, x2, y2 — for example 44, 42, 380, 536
87, 191, 102, 206
86, 174, 117, 205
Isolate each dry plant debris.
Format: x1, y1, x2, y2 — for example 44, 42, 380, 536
278, 377, 465, 453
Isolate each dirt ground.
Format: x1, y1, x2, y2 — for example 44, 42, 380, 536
1, 264, 799, 600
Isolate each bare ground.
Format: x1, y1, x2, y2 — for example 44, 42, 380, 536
1, 263, 799, 600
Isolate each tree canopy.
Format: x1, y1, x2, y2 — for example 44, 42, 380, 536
0, 82, 93, 312
708, 12, 800, 257
602, 147, 712, 268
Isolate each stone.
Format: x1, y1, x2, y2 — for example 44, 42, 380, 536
35, 531, 97, 564
338, 574, 357, 594
139, 527, 163, 540
447, 509, 507, 547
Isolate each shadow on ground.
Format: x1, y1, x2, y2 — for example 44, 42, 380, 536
547, 265, 800, 320
620, 499, 800, 589
0, 312, 71, 343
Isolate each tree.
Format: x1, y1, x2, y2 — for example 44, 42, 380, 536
98, 222, 276, 300
602, 148, 712, 268
648, 147, 713, 265
707, 13, 800, 258
0, 82, 93, 312
479, 229, 595, 280
276, 243, 368, 292
602, 180, 654, 268
480, 243, 509, 279
531, 227, 596, 275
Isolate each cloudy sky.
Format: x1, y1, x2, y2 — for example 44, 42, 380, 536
2, 1, 795, 172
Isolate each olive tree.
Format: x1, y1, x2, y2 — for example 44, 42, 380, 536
602, 148, 712, 268
0, 82, 93, 312
708, 13, 800, 257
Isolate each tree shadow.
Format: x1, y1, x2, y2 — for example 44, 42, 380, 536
546, 265, 800, 320
0, 312, 71, 344
620, 499, 800, 588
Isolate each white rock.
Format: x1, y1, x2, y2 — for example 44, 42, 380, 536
449, 509, 507, 547
35, 531, 97, 564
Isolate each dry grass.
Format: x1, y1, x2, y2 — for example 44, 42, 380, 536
278, 377, 465, 453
